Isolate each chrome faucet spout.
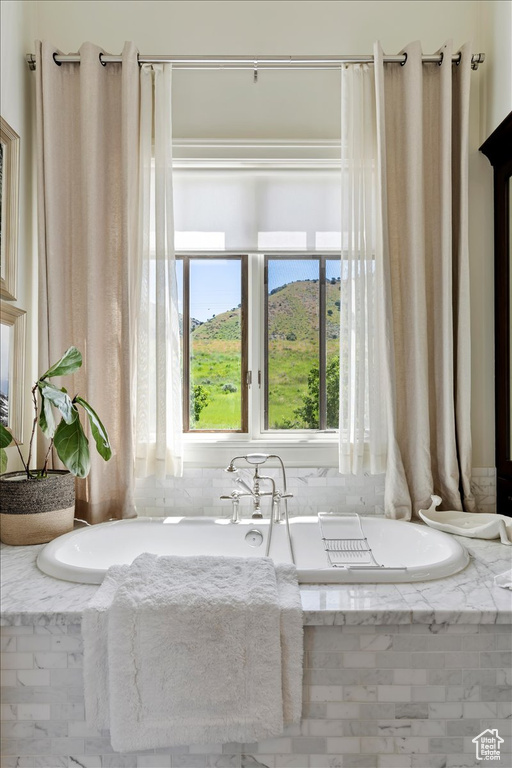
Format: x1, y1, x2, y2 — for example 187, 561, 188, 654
234, 476, 262, 516
234, 477, 255, 496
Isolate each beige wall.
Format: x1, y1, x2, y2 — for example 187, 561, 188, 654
4, 0, 511, 468
480, 0, 512, 138
0, 0, 38, 471
34, 0, 484, 140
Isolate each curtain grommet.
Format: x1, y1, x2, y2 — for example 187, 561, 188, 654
400, 53, 407, 67
52, 52, 62, 66
99, 53, 107, 67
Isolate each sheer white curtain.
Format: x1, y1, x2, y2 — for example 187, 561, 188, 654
135, 64, 183, 479
338, 64, 388, 477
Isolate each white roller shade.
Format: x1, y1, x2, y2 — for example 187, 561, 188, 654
173, 168, 342, 252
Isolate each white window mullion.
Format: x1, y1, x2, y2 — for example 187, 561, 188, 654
248, 253, 264, 439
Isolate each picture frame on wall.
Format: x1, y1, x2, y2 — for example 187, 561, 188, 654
0, 302, 26, 443
0, 116, 20, 301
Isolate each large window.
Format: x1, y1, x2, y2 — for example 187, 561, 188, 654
177, 253, 341, 435
173, 160, 345, 440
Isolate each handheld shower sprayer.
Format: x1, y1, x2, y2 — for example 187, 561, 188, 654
224, 454, 271, 474
244, 453, 271, 465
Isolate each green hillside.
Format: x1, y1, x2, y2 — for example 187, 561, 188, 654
189, 279, 342, 429
192, 279, 341, 342
192, 310, 241, 341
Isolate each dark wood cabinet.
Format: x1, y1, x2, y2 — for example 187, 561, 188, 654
480, 112, 512, 515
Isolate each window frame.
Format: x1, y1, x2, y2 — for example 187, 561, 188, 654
178, 252, 342, 468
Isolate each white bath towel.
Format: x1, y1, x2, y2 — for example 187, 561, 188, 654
82, 553, 303, 752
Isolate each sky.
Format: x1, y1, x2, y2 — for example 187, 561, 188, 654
177, 258, 340, 322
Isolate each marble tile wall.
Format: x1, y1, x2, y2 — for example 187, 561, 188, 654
134, 468, 496, 518
134, 468, 386, 518
1, 621, 510, 767
470, 469, 497, 513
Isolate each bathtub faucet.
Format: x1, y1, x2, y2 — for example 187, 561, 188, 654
221, 453, 293, 523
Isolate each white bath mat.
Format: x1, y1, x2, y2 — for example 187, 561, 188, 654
83, 553, 303, 752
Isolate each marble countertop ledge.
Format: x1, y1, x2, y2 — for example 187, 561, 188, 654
1, 534, 511, 627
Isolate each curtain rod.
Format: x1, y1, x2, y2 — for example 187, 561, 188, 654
25, 52, 486, 72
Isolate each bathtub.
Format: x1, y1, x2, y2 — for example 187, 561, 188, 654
36, 515, 469, 584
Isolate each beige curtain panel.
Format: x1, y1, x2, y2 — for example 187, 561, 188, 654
35, 41, 140, 523
374, 40, 476, 515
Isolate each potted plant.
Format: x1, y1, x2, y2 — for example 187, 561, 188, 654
0, 346, 111, 545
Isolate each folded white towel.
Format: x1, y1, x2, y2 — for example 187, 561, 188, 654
82, 553, 303, 752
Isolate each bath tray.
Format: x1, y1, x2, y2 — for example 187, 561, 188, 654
419, 496, 512, 545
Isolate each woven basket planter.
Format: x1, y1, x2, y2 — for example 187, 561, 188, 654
0, 470, 75, 546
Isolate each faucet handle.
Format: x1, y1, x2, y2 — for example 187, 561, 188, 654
220, 491, 241, 524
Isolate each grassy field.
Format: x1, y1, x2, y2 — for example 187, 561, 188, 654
267, 340, 317, 428
190, 340, 242, 429
268, 338, 340, 428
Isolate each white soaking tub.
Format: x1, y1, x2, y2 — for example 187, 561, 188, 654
36, 515, 469, 585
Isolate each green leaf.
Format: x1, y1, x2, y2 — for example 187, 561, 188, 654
0, 423, 13, 450
39, 382, 76, 425
40, 347, 82, 380
53, 417, 91, 478
38, 391, 56, 439
0, 447, 7, 474
75, 396, 112, 461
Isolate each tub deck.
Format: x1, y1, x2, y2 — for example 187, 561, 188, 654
1, 530, 511, 625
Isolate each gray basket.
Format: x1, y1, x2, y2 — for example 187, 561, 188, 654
0, 471, 75, 545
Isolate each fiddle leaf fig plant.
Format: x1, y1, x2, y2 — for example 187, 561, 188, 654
0, 346, 112, 480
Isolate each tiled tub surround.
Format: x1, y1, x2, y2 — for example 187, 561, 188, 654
134, 468, 497, 517
2, 535, 511, 767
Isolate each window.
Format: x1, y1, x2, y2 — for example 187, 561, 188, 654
173, 159, 345, 445
177, 253, 341, 436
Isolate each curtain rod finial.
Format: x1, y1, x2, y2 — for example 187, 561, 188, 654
472, 52, 485, 70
